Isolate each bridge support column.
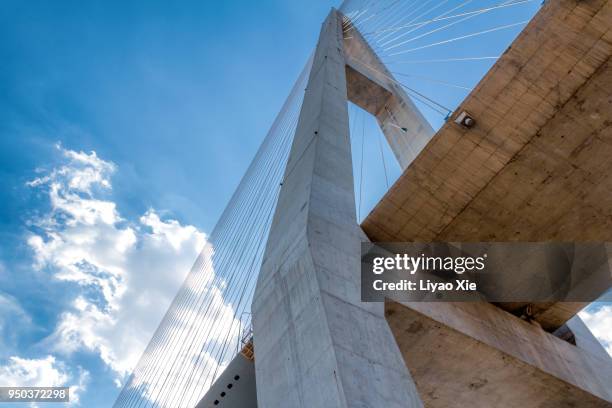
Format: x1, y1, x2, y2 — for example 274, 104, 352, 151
343, 21, 435, 170
251, 8, 424, 408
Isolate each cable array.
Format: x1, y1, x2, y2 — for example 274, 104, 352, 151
341, 0, 540, 221
340, 0, 541, 121
113, 56, 313, 408
114, 2, 545, 405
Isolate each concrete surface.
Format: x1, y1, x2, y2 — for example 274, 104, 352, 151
343, 17, 434, 170
195, 353, 256, 408
362, 0, 612, 330
385, 300, 612, 407
251, 9, 423, 408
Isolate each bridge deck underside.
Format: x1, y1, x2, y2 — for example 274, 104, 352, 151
385, 300, 612, 407
361, 0, 612, 330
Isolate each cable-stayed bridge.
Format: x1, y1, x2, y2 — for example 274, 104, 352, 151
115, 0, 612, 407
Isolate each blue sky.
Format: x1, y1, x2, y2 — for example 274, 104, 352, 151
0, 0, 337, 233
0, 1, 334, 406
0, 0, 610, 407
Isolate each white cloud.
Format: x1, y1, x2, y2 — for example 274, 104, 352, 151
27, 144, 115, 195
579, 304, 612, 356
0, 355, 69, 387
125, 272, 240, 405
26, 144, 231, 390
0, 355, 88, 405
23, 145, 246, 407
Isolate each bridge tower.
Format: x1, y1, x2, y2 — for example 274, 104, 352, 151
117, 1, 612, 406
251, 9, 431, 408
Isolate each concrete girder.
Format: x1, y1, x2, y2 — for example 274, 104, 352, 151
386, 300, 612, 407
361, 0, 612, 331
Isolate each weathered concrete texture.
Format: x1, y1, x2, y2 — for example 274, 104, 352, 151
343, 19, 434, 170
252, 9, 423, 408
362, 0, 612, 329
385, 301, 612, 407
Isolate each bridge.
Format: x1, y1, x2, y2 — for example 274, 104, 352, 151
114, 0, 612, 407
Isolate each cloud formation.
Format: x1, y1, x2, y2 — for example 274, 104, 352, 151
0, 355, 68, 387
26, 145, 207, 381
0, 355, 88, 404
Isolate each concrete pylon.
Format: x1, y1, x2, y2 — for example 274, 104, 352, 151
251, 9, 424, 408
343, 20, 434, 170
